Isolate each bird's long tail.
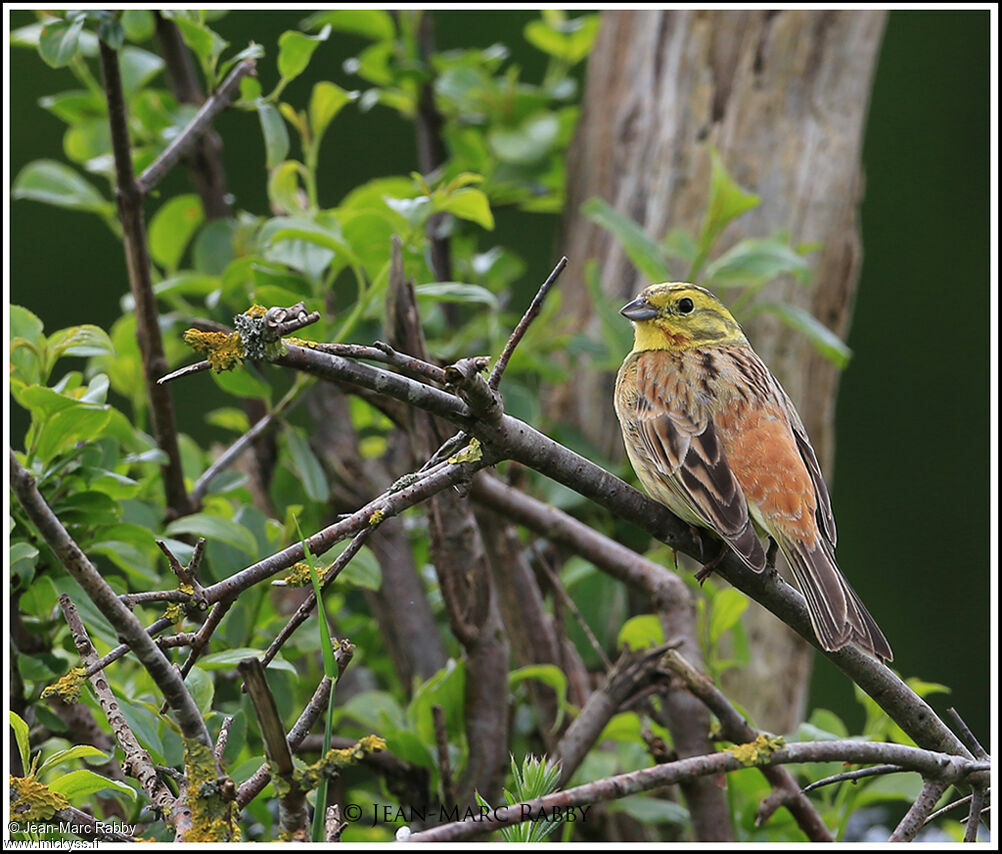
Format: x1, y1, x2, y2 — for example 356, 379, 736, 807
778, 537, 893, 662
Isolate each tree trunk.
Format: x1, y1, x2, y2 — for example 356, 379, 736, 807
555, 9, 886, 732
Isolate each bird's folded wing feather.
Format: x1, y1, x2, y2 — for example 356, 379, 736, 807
624, 354, 766, 571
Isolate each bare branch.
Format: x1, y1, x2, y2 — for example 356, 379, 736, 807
488, 256, 567, 391
137, 59, 256, 196
238, 657, 308, 840
432, 704, 455, 810
268, 344, 978, 764
57, 595, 174, 815
661, 649, 832, 841
82, 617, 174, 678
963, 787, 986, 842
946, 707, 990, 761
888, 778, 951, 842
11, 453, 211, 748
802, 764, 906, 793
260, 529, 372, 668
404, 741, 986, 843
214, 715, 234, 763
98, 41, 192, 518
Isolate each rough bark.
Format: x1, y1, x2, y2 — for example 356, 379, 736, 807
555, 9, 886, 732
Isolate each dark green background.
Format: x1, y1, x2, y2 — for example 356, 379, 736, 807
9, 11, 990, 744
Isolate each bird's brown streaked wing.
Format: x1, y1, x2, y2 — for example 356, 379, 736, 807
628, 353, 767, 572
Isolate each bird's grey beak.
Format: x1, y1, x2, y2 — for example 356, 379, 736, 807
620, 298, 658, 321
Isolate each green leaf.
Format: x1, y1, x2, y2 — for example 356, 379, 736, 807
184, 666, 215, 715
10, 542, 40, 588
122, 9, 155, 42
607, 794, 689, 825
704, 238, 811, 288
48, 769, 137, 802
509, 664, 568, 730
97, 16, 125, 50
277, 26, 330, 83
169, 16, 227, 66
35, 406, 112, 462
39, 15, 86, 68
10, 712, 31, 773
257, 99, 290, 169
13, 160, 112, 215
284, 426, 329, 502
336, 545, 382, 592
267, 161, 306, 216
708, 588, 748, 646
617, 614, 664, 651
488, 113, 559, 165
211, 367, 272, 401
696, 148, 760, 267
582, 197, 673, 282
301, 10, 395, 40
149, 195, 205, 273
119, 47, 166, 96
414, 282, 499, 309
166, 513, 259, 557
435, 187, 495, 230
309, 81, 354, 142
47, 324, 115, 364
753, 302, 852, 369
10, 305, 45, 346
198, 648, 296, 674
38, 745, 109, 775
524, 15, 600, 65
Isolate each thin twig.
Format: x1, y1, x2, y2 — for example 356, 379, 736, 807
159, 600, 232, 714
888, 778, 951, 842
801, 764, 906, 793
536, 546, 612, 670
214, 715, 234, 763
963, 788, 986, 842
488, 256, 567, 390
137, 59, 256, 195
98, 41, 191, 518
260, 528, 372, 668
946, 707, 990, 760
57, 595, 174, 815
157, 360, 212, 385
82, 617, 174, 677
303, 340, 448, 385
192, 412, 277, 503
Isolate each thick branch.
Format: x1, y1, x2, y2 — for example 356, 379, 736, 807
98, 41, 191, 518
888, 778, 951, 842
404, 741, 986, 843
272, 345, 974, 764
11, 452, 211, 749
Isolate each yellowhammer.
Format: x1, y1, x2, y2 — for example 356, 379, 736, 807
614, 282, 892, 661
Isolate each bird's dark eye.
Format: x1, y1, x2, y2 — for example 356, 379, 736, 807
677, 297, 694, 314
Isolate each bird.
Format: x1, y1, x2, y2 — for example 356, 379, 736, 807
614, 282, 892, 661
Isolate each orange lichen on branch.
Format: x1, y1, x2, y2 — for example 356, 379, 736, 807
182, 330, 243, 373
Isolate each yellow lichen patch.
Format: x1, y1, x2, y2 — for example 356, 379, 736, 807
295, 735, 387, 791
182, 739, 232, 842
10, 774, 70, 821
40, 666, 87, 704
707, 720, 723, 741
448, 437, 483, 464
243, 304, 268, 318
164, 602, 185, 623
182, 329, 243, 373
368, 508, 385, 526
283, 336, 318, 349
282, 561, 314, 587
725, 733, 785, 767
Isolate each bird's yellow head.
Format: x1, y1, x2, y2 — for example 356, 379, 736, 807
621, 283, 746, 353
